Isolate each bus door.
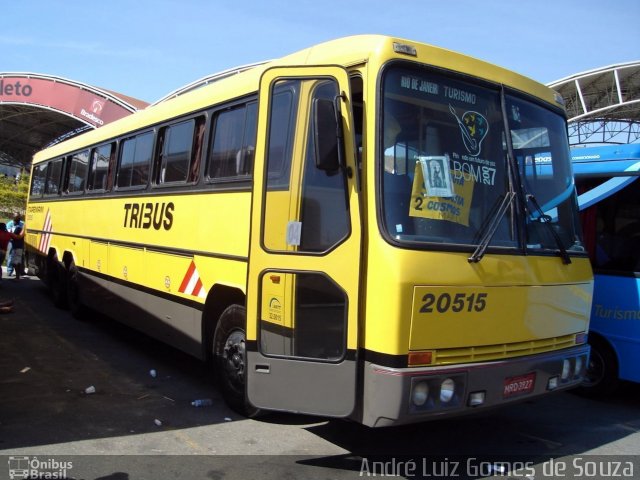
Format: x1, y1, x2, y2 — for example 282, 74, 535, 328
247, 66, 361, 416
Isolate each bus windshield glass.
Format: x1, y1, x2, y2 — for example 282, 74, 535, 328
381, 64, 583, 255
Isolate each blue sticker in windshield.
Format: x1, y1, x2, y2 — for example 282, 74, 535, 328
449, 105, 489, 157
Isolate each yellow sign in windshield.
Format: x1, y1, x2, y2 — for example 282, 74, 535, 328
409, 161, 475, 227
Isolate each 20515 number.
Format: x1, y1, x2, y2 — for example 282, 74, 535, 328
420, 292, 487, 314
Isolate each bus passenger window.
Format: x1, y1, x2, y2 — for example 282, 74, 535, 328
157, 119, 196, 184
88, 143, 113, 191
30, 162, 48, 198
581, 177, 640, 273
188, 117, 206, 183
67, 150, 89, 194
207, 103, 257, 181
117, 131, 153, 189
45, 158, 64, 196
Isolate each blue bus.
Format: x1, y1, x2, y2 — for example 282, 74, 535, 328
571, 144, 640, 395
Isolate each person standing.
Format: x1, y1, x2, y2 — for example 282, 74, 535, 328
0, 222, 24, 280
10, 224, 25, 280
6, 213, 24, 277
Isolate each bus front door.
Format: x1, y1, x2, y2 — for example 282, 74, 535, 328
247, 66, 361, 417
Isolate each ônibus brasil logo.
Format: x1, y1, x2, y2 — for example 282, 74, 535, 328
8, 456, 73, 479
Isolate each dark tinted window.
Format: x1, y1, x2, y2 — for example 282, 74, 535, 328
158, 119, 198, 184
579, 176, 640, 274
67, 150, 89, 193
88, 143, 113, 191
117, 131, 153, 188
45, 158, 65, 195
30, 163, 48, 198
207, 103, 257, 180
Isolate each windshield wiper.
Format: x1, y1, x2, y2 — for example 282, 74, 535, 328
468, 191, 516, 263
525, 193, 572, 265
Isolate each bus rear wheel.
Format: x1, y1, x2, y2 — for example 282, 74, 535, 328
49, 259, 68, 309
67, 261, 86, 319
213, 305, 260, 418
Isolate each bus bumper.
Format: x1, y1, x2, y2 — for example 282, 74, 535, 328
359, 345, 590, 427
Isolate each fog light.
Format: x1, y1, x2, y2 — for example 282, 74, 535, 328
548, 376, 559, 390
412, 381, 429, 406
440, 378, 455, 403
468, 391, 485, 407
561, 359, 571, 380
575, 356, 584, 376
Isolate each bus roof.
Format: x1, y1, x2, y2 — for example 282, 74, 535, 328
571, 144, 640, 176
33, 34, 560, 164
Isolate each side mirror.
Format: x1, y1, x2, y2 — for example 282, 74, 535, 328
313, 97, 343, 172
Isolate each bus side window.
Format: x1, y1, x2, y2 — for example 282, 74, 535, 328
188, 117, 206, 183
30, 162, 48, 198
584, 177, 640, 273
67, 150, 89, 194
155, 118, 201, 184
105, 142, 117, 191
88, 143, 113, 192
239, 102, 257, 176
206, 102, 256, 181
44, 158, 64, 196
117, 131, 153, 189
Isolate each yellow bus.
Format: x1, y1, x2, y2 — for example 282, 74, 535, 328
25, 35, 592, 427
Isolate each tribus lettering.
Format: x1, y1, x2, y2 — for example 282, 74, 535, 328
0, 79, 33, 96
123, 202, 174, 230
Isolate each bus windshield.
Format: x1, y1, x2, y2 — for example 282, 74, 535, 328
381, 64, 583, 256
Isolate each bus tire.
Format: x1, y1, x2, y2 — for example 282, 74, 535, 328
213, 305, 261, 418
67, 261, 87, 319
50, 261, 68, 309
577, 336, 619, 397
44, 254, 56, 290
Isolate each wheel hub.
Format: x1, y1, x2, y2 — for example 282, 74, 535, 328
223, 332, 245, 384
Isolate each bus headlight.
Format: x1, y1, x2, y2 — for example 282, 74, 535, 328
412, 381, 429, 406
440, 378, 456, 403
409, 374, 465, 414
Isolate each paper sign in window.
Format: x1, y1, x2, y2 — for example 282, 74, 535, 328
409, 160, 475, 227
418, 156, 454, 198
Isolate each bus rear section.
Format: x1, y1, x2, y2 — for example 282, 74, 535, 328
572, 144, 640, 395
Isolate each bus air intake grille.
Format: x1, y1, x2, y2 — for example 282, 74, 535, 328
428, 334, 577, 365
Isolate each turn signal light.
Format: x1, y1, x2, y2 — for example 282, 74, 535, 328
575, 332, 588, 344
408, 351, 433, 366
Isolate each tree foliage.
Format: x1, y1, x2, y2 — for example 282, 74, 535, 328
0, 172, 29, 219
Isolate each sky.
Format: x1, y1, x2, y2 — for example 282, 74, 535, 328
2, 0, 639, 104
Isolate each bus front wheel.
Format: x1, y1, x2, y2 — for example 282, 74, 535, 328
213, 305, 260, 418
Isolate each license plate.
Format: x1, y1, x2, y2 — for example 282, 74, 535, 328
503, 372, 536, 398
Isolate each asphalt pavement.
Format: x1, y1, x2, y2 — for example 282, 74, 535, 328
0, 271, 639, 479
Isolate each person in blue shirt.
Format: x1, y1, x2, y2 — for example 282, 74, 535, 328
10, 224, 25, 280
6, 213, 24, 277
